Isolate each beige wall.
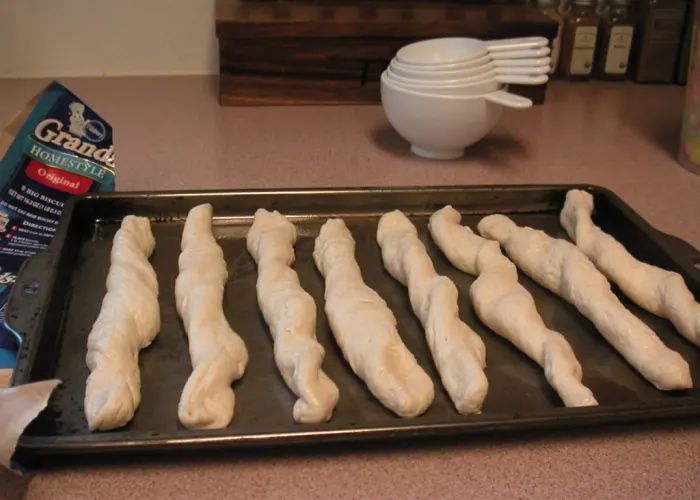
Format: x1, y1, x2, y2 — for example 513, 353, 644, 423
0, 0, 218, 77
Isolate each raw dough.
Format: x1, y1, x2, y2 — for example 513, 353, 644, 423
561, 189, 700, 346
314, 218, 434, 417
478, 214, 692, 391
85, 216, 160, 431
377, 210, 488, 415
176, 204, 248, 429
247, 209, 339, 423
429, 206, 597, 407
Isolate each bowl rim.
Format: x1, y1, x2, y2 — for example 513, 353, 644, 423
395, 37, 488, 65
389, 60, 496, 80
381, 73, 503, 100
390, 60, 550, 80
391, 54, 494, 72
384, 79, 498, 95
385, 67, 499, 88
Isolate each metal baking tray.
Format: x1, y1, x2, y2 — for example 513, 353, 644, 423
8, 185, 700, 461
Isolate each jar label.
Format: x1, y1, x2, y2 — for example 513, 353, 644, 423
570, 26, 598, 75
605, 26, 634, 74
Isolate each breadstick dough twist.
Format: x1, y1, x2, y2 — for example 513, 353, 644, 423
247, 209, 339, 423
314, 218, 434, 417
377, 210, 488, 415
478, 214, 692, 391
561, 189, 700, 346
429, 206, 597, 407
85, 216, 160, 431
176, 204, 248, 429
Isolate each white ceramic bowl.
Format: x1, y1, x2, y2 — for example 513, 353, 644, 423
380, 73, 531, 160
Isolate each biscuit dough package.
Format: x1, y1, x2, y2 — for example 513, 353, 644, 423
0, 81, 114, 350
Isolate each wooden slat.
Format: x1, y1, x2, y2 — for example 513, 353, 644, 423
220, 74, 380, 105
216, 1, 558, 39
219, 38, 399, 62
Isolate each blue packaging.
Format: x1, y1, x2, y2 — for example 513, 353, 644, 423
0, 81, 114, 351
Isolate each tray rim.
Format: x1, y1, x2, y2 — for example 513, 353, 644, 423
16, 397, 700, 455
8, 183, 700, 457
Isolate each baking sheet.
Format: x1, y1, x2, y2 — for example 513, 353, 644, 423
7, 185, 700, 461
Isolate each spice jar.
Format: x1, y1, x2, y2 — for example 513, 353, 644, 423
630, 0, 687, 82
560, 0, 600, 79
595, 0, 638, 79
536, 0, 565, 73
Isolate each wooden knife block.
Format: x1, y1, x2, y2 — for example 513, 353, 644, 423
216, 1, 558, 105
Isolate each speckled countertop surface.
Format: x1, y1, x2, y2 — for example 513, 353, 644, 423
0, 76, 699, 499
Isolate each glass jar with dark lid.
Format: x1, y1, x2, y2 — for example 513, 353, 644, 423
630, 0, 687, 82
559, 0, 600, 79
595, 0, 638, 79
536, 0, 565, 73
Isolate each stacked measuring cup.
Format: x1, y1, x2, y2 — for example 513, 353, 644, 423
381, 37, 551, 159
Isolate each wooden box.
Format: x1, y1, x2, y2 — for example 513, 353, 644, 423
216, 1, 558, 105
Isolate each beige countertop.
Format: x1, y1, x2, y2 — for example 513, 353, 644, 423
1, 76, 699, 499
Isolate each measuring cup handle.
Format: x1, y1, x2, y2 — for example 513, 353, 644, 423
483, 90, 533, 109
485, 37, 549, 52
494, 66, 550, 76
494, 73, 549, 86
489, 47, 552, 60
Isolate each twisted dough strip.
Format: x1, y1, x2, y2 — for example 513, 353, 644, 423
176, 204, 248, 429
247, 209, 339, 423
314, 219, 434, 417
429, 206, 597, 407
85, 216, 160, 431
377, 210, 488, 415
561, 189, 700, 346
478, 214, 692, 391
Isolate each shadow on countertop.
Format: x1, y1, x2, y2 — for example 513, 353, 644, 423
462, 134, 527, 166
370, 124, 527, 167
616, 84, 684, 161
0, 467, 29, 500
